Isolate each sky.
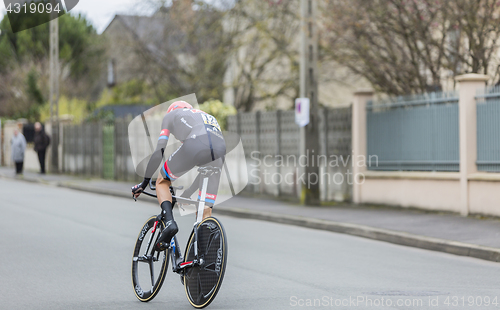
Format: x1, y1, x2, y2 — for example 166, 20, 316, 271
0, 0, 154, 33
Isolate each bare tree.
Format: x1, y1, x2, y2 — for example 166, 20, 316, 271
126, 0, 235, 104
321, 0, 500, 96
449, 0, 500, 78
227, 0, 301, 111
130, 0, 301, 110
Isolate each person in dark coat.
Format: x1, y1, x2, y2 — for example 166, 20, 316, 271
34, 122, 50, 174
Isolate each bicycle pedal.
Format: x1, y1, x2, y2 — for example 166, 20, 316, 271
174, 256, 183, 266
179, 260, 194, 268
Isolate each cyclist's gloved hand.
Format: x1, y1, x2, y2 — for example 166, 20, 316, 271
131, 184, 144, 198
131, 179, 149, 198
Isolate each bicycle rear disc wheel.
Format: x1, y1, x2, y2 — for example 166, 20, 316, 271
184, 217, 228, 308
132, 216, 170, 302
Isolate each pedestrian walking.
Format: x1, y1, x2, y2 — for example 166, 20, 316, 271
11, 128, 27, 175
34, 122, 50, 174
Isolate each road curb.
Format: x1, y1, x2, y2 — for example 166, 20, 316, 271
4, 173, 500, 263
59, 183, 132, 200
0, 173, 51, 185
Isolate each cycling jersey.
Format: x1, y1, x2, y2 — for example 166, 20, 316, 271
158, 108, 223, 142
142, 108, 226, 207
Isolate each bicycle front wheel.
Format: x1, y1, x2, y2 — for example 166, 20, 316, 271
131, 216, 170, 302
184, 217, 228, 308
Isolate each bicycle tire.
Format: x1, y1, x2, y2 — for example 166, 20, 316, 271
132, 216, 170, 302
183, 217, 228, 308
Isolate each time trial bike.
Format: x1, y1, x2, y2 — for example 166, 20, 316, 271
131, 166, 228, 308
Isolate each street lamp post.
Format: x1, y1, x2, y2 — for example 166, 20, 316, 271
49, 6, 59, 173
300, 0, 320, 205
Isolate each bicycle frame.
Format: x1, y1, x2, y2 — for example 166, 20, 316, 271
141, 175, 212, 274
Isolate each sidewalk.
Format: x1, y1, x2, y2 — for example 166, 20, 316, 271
2, 166, 500, 262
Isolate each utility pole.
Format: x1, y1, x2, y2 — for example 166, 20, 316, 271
49, 6, 59, 173
300, 0, 320, 205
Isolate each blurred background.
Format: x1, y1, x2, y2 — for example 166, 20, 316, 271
2, 2, 500, 308
1, 0, 500, 217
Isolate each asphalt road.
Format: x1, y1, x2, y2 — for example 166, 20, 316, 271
1, 178, 500, 310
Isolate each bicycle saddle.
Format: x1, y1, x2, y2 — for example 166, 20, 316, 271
197, 166, 221, 176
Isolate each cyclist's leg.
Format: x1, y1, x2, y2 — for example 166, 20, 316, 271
157, 140, 198, 205
166, 136, 226, 220
156, 173, 172, 205
194, 135, 226, 219
155, 172, 178, 250
198, 157, 224, 219
155, 143, 196, 249
179, 173, 202, 198
156, 141, 202, 245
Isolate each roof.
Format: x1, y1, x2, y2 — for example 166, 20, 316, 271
102, 6, 223, 69
118, 15, 166, 41
103, 12, 189, 59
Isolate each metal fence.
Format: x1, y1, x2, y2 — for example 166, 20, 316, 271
367, 91, 460, 171
102, 124, 115, 179
59, 107, 353, 201
227, 111, 301, 157
62, 119, 140, 182
228, 108, 352, 158
476, 86, 500, 172
227, 107, 353, 201
114, 118, 138, 182
62, 122, 103, 177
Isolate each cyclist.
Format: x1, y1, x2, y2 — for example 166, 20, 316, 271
131, 101, 226, 251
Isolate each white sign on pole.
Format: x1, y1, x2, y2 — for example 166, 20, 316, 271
295, 98, 310, 127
